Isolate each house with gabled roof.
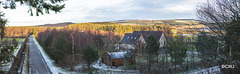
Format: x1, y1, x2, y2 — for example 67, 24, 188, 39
120, 31, 166, 53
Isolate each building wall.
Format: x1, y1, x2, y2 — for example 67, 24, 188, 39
136, 35, 145, 53
159, 33, 166, 48
113, 58, 124, 66
139, 35, 145, 44
102, 53, 111, 65
102, 53, 134, 66
113, 58, 134, 66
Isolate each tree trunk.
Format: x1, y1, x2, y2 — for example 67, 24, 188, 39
157, 54, 159, 63
88, 62, 90, 70
0, 29, 1, 54
72, 35, 75, 69
175, 55, 176, 72
192, 49, 195, 69
148, 56, 151, 72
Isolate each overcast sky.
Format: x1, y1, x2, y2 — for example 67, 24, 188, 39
3, 0, 206, 26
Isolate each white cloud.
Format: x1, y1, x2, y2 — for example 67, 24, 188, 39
3, 0, 207, 26
165, 0, 206, 13
165, 4, 193, 13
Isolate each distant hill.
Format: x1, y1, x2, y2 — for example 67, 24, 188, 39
37, 22, 74, 27
113, 19, 204, 26
90, 22, 120, 25
35, 19, 203, 27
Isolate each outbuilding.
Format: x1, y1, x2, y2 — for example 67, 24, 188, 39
101, 51, 134, 66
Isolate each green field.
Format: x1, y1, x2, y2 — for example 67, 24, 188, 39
2, 38, 25, 42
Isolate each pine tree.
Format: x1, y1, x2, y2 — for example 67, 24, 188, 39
0, 40, 14, 64
12, 38, 18, 48
54, 34, 69, 65
82, 44, 99, 69
167, 36, 187, 71
144, 35, 159, 72
0, 10, 7, 41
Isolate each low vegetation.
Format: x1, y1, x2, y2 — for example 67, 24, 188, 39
82, 44, 99, 69
0, 38, 18, 64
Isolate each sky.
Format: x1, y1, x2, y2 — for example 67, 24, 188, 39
2, 0, 206, 26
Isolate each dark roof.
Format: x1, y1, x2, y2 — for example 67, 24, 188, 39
108, 51, 132, 59
121, 31, 164, 44
132, 31, 163, 41
120, 33, 141, 44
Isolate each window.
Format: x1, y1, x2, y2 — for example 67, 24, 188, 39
131, 36, 133, 39
127, 36, 129, 39
135, 37, 136, 39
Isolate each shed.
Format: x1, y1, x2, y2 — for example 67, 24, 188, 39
101, 51, 134, 66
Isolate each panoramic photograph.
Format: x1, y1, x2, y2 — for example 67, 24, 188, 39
0, 0, 239, 74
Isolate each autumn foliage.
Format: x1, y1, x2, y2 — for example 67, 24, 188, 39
4, 22, 171, 38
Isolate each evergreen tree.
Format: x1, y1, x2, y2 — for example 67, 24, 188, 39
0, 40, 14, 64
54, 34, 69, 64
12, 38, 18, 48
44, 34, 52, 48
44, 34, 52, 56
82, 44, 99, 69
144, 35, 159, 72
167, 36, 187, 71
0, 11, 7, 40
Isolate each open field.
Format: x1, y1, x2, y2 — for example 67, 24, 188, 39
3, 38, 25, 42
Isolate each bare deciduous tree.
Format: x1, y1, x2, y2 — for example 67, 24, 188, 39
197, 0, 240, 73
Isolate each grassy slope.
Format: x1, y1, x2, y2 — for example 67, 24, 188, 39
3, 38, 25, 42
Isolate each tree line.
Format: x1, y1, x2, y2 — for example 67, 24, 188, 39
4, 26, 62, 38
4, 22, 172, 38
65, 23, 172, 37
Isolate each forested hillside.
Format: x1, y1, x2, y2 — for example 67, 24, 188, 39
66, 23, 172, 36
114, 19, 204, 26
4, 26, 61, 37
4, 22, 172, 38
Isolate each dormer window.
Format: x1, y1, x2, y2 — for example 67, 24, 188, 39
131, 37, 133, 39
127, 36, 129, 39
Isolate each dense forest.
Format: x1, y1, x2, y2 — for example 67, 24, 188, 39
66, 23, 171, 36
4, 22, 172, 38
4, 26, 62, 37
